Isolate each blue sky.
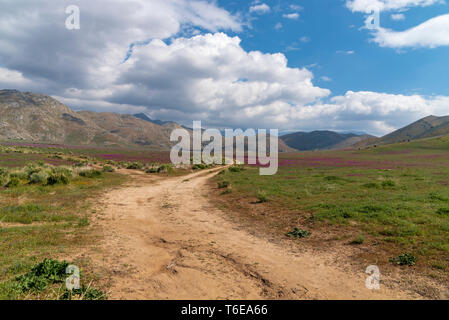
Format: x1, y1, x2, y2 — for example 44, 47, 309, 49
219, 0, 449, 98
1, 0, 449, 136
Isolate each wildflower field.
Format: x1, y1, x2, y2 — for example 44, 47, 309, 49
215, 135, 449, 279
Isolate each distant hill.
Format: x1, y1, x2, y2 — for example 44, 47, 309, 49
280, 130, 375, 151
134, 113, 195, 132
0, 90, 296, 152
356, 115, 449, 148
134, 113, 176, 127
0, 90, 174, 149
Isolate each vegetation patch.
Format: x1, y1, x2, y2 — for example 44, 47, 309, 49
102, 165, 115, 172
15, 259, 69, 292
286, 228, 311, 238
390, 253, 416, 266
217, 181, 230, 189
256, 190, 268, 203
79, 169, 102, 178
7, 259, 107, 300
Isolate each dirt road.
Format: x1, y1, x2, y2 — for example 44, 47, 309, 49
89, 168, 418, 300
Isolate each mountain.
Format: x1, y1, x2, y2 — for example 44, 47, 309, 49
355, 115, 449, 148
134, 113, 176, 127
0, 90, 296, 152
376, 115, 449, 145
0, 90, 173, 149
280, 130, 375, 151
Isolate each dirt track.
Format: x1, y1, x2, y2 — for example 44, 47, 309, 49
89, 168, 418, 300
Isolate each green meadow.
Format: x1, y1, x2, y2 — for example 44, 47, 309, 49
215, 136, 449, 275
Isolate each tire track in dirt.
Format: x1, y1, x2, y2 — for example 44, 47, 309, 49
88, 168, 419, 300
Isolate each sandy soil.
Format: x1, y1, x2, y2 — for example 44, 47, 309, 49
87, 168, 422, 300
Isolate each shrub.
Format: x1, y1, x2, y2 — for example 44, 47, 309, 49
350, 232, 365, 245
363, 182, 379, 189
79, 169, 102, 178
126, 162, 143, 170
25, 164, 43, 179
157, 164, 174, 173
217, 181, 230, 189
145, 167, 158, 174
381, 180, 396, 188
60, 285, 107, 300
256, 190, 268, 203
47, 173, 69, 185
102, 165, 115, 172
5, 177, 20, 188
192, 164, 207, 170
436, 208, 449, 216
10, 171, 27, 180
390, 253, 416, 266
0, 167, 10, 186
429, 192, 448, 202
29, 171, 49, 185
15, 259, 69, 292
221, 185, 233, 194
286, 228, 311, 238
229, 166, 245, 173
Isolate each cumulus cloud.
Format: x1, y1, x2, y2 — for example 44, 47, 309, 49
283, 13, 300, 20
0, 0, 241, 93
346, 0, 443, 12
107, 33, 330, 127
290, 91, 449, 136
1, 0, 448, 136
372, 14, 449, 48
249, 3, 271, 14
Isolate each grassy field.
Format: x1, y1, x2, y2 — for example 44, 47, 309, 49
0, 141, 196, 299
0, 143, 131, 299
214, 136, 449, 279
0, 142, 171, 168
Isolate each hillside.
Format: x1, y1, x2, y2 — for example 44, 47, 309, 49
0, 90, 173, 149
0, 90, 296, 152
355, 115, 449, 148
280, 130, 374, 151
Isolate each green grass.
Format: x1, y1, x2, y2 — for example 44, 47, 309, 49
215, 139, 449, 273
0, 161, 126, 299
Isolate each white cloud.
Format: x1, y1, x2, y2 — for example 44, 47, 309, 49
391, 13, 405, 20
346, 0, 443, 12
0, 67, 32, 87
108, 33, 330, 127
299, 36, 310, 43
274, 22, 283, 30
290, 4, 304, 11
1, 0, 449, 136
337, 50, 355, 54
373, 14, 449, 48
0, 0, 241, 92
283, 13, 300, 20
249, 3, 271, 14
320, 76, 332, 82
297, 91, 449, 136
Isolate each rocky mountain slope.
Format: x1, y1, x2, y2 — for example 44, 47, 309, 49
354, 115, 449, 148
0, 90, 173, 149
0, 90, 295, 152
